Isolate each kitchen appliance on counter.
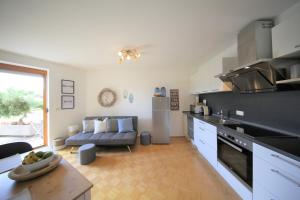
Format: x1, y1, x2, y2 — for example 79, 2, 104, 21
190, 103, 209, 115
217, 123, 295, 189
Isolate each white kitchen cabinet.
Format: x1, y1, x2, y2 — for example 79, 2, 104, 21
217, 162, 253, 200
253, 143, 300, 200
193, 118, 217, 169
197, 120, 217, 149
193, 118, 201, 148
190, 59, 233, 94
253, 183, 278, 200
272, 13, 300, 58
197, 140, 217, 168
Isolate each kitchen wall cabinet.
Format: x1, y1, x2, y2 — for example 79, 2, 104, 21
253, 143, 300, 200
272, 13, 300, 58
190, 57, 235, 94
193, 118, 217, 169
190, 65, 227, 94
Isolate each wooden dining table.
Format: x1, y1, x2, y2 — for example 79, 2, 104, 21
0, 150, 93, 200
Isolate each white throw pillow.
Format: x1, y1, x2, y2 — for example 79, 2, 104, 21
82, 120, 94, 133
94, 118, 108, 133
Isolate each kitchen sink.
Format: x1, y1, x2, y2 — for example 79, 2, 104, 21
204, 116, 239, 125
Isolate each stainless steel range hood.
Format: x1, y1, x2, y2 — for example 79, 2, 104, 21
218, 59, 280, 93
217, 20, 279, 93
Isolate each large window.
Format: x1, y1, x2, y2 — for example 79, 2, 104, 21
0, 63, 47, 148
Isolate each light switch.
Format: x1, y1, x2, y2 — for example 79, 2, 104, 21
236, 110, 244, 116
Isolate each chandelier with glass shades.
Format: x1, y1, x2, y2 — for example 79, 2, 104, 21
118, 49, 141, 64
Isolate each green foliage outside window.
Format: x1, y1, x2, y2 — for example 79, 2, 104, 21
0, 88, 43, 120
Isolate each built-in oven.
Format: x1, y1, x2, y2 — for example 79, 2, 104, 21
217, 130, 253, 188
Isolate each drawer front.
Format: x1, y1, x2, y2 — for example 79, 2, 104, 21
197, 140, 217, 169
254, 144, 300, 180
193, 118, 201, 129
198, 120, 217, 149
198, 119, 217, 133
193, 119, 200, 144
217, 162, 252, 200
198, 126, 217, 149
254, 155, 300, 200
253, 183, 279, 200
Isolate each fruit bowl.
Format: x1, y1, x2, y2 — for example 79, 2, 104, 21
22, 151, 54, 172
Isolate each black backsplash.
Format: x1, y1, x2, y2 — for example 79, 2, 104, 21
199, 91, 300, 136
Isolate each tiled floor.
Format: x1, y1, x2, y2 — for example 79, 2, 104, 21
59, 137, 240, 200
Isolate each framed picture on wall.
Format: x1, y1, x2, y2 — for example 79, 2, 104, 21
170, 89, 179, 111
61, 95, 75, 109
61, 79, 75, 94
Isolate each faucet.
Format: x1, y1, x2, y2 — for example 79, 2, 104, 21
220, 109, 224, 120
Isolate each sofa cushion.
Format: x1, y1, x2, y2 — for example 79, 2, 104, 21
65, 131, 93, 146
118, 118, 134, 133
107, 118, 118, 132
65, 131, 137, 146
90, 131, 137, 145
84, 116, 138, 131
94, 118, 107, 133
82, 120, 94, 133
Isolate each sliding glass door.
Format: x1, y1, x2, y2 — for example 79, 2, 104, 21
0, 63, 47, 148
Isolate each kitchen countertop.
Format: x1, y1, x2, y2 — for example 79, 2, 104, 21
183, 111, 300, 162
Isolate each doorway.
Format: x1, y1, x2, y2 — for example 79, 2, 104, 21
0, 63, 47, 148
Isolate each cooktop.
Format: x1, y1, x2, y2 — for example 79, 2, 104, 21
223, 124, 294, 138
256, 137, 300, 160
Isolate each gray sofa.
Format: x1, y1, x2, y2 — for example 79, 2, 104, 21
65, 116, 138, 151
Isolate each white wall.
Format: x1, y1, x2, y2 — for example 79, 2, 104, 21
0, 50, 86, 144
275, 1, 300, 25
85, 67, 192, 136
190, 43, 237, 92
190, 0, 300, 93
0, 49, 194, 139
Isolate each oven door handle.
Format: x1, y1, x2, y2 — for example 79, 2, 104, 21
218, 137, 243, 152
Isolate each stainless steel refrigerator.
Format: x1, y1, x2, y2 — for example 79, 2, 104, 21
152, 97, 170, 144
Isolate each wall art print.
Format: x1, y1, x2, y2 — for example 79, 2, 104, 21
61, 79, 74, 94
61, 95, 75, 109
170, 89, 179, 111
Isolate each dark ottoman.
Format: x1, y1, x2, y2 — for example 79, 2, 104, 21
140, 132, 151, 145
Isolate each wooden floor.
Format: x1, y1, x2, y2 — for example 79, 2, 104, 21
59, 137, 241, 200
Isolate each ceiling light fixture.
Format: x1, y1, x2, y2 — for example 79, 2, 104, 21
118, 49, 141, 64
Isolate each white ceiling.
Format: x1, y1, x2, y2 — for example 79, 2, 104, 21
0, 0, 298, 69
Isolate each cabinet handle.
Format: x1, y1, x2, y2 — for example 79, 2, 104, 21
199, 127, 205, 132
271, 154, 300, 169
218, 137, 242, 152
199, 139, 205, 144
270, 169, 300, 187
295, 44, 300, 49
